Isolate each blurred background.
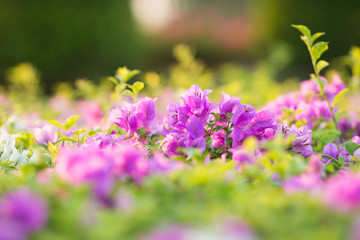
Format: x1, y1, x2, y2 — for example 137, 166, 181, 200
0, 0, 360, 93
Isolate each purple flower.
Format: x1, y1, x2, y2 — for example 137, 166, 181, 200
136, 97, 157, 129
147, 152, 185, 174
300, 78, 322, 96
283, 173, 321, 194
283, 155, 323, 194
180, 84, 215, 122
84, 132, 125, 149
211, 129, 226, 148
55, 145, 115, 197
33, 124, 58, 144
291, 126, 314, 158
110, 143, 148, 184
161, 132, 186, 157
78, 101, 104, 128
323, 171, 360, 211
0, 189, 47, 240
184, 116, 206, 152
279, 124, 314, 158
231, 104, 256, 128
219, 92, 240, 119
323, 143, 339, 163
264, 92, 300, 117
322, 143, 351, 163
185, 115, 204, 139
108, 103, 138, 135
231, 148, 254, 168
246, 110, 277, 139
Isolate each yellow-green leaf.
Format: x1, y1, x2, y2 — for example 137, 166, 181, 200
116, 67, 140, 82
130, 81, 144, 94
47, 120, 62, 128
333, 88, 349, 106
316, 60, 329, 74
311, 41, 328, 62
58, 136, 76, 143
311, 32, 325, 44
64, 115, 80, 130
292, 24, 311, 45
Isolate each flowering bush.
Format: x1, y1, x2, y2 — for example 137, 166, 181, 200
1, 25, 360, 239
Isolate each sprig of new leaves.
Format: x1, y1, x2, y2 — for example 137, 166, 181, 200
292, 25, 345, 142
108, 67, 144, 100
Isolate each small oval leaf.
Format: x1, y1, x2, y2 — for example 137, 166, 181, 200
311, 41, 328, 62
292, 24, 311, 45
316, 60, 329, 74
333, 88, 349, 106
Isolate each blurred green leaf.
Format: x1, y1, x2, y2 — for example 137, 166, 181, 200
316, 60, 329, 74
130, 81, 144, 94
311, 41, 328, 62
292, 25, 311, 45
64, 115, 80, 130
344, 142, 360, 156
332, 88, 349, 106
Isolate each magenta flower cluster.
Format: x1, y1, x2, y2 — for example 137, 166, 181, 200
55, 142, 183, 198
161, 84, 277, 156
108, 97, 157, 135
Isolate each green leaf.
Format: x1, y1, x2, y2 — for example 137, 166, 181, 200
122, 89, 135, 97
344, 142, 360, 156
115, 84, 127, 94
292, 25, 311, 45
107, 76, 119, 85
323, 154, 342, 167
129, 82, 144, 94
311, 41, 328, 62
124, 70, 140, 82
73, 129, 87, 137
214, 125, 223, 131
58, 136, 76, 143
64, 115, 80, 130
316, 60, 329, 74
116, 67, 140, 82
332, 88, 349, 106
311, 32, 325, 44
47, 120, 62, 128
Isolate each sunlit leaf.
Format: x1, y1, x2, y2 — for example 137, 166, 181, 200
292, 24, 311, 45
316, 60, 329, 74
332, 88, 349, 106
311, 41, 328, 62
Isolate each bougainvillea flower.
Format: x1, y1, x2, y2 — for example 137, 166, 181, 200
108, 103, 138, 135
219, 92, 241, 120
109, 143, 148, 184
323, 171, 360, 211
0, 189, 47, 240
55, 145, 115, 197
231, 104, 256, 128
136, 97, 157, 129
33, 123, 58, 144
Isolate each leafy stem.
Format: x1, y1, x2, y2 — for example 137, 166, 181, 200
292, 24, 344, 142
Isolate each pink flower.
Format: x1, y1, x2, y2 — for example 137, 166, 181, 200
136, 97, 157, 129
110, 144, 148, 184
33, 124, 58, 144
323, 171, 360, 211
55, 145, 115, 197
108, 103, 138, 135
